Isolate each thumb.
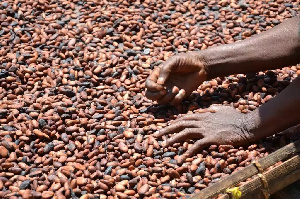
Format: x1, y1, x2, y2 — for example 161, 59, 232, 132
157, 58, 176, 85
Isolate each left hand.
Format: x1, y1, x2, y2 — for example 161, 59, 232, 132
154, 106, 254, 164
145, 52, 209, 105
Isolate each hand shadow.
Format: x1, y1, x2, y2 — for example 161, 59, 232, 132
145, 70, 290, 120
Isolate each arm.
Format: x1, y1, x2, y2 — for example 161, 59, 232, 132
145, 17, 300, 105
203, 16, 300, 79
155, 76, 300, 164
244, 76, 300, 142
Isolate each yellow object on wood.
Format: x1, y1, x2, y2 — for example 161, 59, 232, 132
226, 187, 242, 199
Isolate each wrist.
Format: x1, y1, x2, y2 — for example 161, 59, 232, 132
199, 43, 250, 80
195, 50, 223, 81
240, 110, 265, 143
187, 51, 210, 82
241, 105, 286, 143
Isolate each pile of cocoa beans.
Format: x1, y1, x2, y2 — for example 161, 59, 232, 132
0, 0, 299, 198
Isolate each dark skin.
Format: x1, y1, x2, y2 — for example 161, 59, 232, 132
146, 16, 300, 164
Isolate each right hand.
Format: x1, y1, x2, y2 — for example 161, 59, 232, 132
154, 105, 255, 164
145, 52, 209, 105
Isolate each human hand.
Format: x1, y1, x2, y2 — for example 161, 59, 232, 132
145, 52, 209, 105
154, 106, 254, 164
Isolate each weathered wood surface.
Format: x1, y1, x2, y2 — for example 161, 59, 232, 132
190, 140, 300, 199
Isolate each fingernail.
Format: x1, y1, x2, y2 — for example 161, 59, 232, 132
161, 141, 167, 147
157, 77, 165, 85
178, 89, 185, 96
153, 131, 159, 136
172, 86, 179, 94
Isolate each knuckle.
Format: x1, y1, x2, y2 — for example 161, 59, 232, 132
157, 130, 165, 136
186, 128, 194, 133
176, 120, 188, 127
145, 91, 154, 100
165, 127, 174, 133
167, 138, 175, 144
171, 135, 182, 143
196, 139, 208, 147
169, 55, 178, 62
176, 120, 185, 126
181, 128, 192, 136
180, 117, 191, 127
145, 79, 152, 88
192, 121, 201, 127
161, 63, 169, 72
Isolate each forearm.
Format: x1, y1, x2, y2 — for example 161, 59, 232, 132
202, 17, 300, 79
244, 76, 300, 141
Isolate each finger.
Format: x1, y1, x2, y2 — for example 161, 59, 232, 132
176, 112, 211, 121
170, 89, 186, 106
145, 89, 167, 101
157, 86, 179, 104
177, 138, 212, 165
145, 67, 165, 92
154, 120, 199, 138
209, 104, 226, 112
157, 57, 176, 85
163, 128, 204, 147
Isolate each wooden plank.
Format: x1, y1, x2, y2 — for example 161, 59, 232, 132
190, 140, 300, 199
240, 155, 300, 199
217, 156, 300, 199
